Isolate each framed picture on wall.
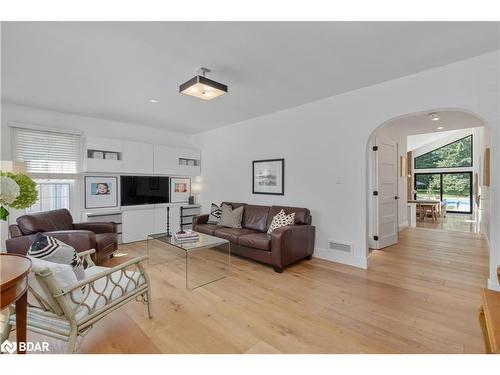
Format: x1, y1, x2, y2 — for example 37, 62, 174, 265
170, 177, 191, 203
84, 176, 118, 209
252, 158, 285, 195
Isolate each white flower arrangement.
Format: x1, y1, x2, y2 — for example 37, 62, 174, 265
0, 175, 20, 220
0, 175, 20, 205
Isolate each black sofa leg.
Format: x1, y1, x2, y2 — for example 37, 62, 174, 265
306, 255, 312, 260
274, 266, 283, 273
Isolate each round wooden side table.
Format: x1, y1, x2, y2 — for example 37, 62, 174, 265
0, 253, 31, 354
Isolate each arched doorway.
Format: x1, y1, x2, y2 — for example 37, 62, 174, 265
366, 108, 492, 278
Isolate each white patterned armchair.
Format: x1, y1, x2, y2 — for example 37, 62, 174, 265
0, 249, 152, 353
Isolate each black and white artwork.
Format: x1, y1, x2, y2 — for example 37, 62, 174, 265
252, 159, 284, 195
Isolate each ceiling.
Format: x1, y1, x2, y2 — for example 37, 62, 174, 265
382, 110, 484, 139
2, 22, 499, 134
407, 128, 473, 151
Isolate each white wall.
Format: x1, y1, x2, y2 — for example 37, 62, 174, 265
0, 102, 194, 247
193, 51, 500, 290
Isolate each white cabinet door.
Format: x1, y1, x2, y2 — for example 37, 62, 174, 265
122, 208, 155, 243
122, 141, 154, 174
153, 145, 180, 175
153, 207, 167, 234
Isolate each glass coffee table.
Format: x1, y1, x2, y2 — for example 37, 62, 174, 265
147, 231, 230, 290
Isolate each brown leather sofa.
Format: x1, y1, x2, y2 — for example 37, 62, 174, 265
193, 202, 315, 272
6, 209, 117, 265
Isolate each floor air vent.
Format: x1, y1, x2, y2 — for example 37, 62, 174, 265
328, 240, 352, 253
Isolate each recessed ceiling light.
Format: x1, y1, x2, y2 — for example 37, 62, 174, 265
149, 99, 158, 103
437, 126, 445, 130
429, 112, 440, 121
179, 67, 228, 101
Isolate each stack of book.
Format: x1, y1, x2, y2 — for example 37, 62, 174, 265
174, 230, 200, 243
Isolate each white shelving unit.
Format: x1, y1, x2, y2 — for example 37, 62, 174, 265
82, 136, 201, 176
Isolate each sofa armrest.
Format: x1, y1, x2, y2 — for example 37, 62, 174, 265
193, 214, 209, 227
6, 235, 38, 255
8, 224, 23, 238
270, 225, 316, 269
73, 221, 117, 234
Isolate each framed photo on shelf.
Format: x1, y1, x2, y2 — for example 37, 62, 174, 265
252, 158, 284, 195
84, 176, 118, 209
170, 177, 191, 203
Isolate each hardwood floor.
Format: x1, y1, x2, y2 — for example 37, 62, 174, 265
416, 213, 480, 233
13, 227, 489, 353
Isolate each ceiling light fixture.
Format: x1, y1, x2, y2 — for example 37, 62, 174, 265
429, 112, 440, 121
437, 126, 445, 130
179, 67, 228, 100
149, 99, 159, 103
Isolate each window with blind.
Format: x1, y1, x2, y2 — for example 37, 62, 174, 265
11, 127, 81, 174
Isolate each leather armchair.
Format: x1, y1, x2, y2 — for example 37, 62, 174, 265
6, 209, 117, 265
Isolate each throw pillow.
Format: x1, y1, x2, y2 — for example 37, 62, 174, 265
207, 203, 223, 224
27, 257, 82, 311
218, 204, 244, 228
28, 233, 85, 281
267, 209, 295, 234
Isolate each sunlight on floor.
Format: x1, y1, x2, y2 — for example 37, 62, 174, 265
416, 213, 480, 234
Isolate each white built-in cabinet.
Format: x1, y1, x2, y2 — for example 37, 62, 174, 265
121, 207, 155, 243
83, 136, 201, 176
153, 144, 181, 175
83, 137, 124, 173
83, 136, 200, 243
122, 140, 154, 174
121, 204, 181, 243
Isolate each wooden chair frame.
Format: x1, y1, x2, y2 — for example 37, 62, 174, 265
0, 249, 153, 353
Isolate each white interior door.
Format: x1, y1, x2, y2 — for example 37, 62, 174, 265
374, 135, 398, 249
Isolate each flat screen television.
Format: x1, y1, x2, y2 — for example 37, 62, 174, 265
120, 176, 169, 206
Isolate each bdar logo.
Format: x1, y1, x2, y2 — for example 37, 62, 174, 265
1, 339, 17, 354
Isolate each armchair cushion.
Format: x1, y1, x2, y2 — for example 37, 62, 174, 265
28, 233, 85, 281
28, 257, 80, 312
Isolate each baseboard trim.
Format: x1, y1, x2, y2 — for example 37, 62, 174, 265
313, 247, 368, 269
398, 221, 409, 231
487, 277, 500, 291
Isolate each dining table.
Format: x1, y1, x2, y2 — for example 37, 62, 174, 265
407, 199, 441, 222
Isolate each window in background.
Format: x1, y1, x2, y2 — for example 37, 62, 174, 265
414, 172, 472, 214
26, 180, 72, 213
11, 126, 80, 214
414, 135, 472, 169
